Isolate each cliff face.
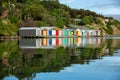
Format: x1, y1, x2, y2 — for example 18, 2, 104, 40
0, 9, 9, 19
112, 25, 120, 36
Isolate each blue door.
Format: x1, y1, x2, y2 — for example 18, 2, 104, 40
49, 30, 52, 36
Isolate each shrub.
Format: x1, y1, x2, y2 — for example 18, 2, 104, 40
8, 16, 19, 23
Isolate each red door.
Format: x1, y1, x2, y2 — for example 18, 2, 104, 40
56, 30, 59, 36
76, 31, 78, 36
100, 31, 103, 36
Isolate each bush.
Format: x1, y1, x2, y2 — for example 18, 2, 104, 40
8, 16, 19, 23
80, 16, 92, 25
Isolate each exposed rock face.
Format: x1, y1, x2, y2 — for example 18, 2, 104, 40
112, 39, 120, 48
0, 9, 9, 19
112, 25, 120, 36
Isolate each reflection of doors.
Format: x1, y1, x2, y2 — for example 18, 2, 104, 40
71, 38, 74, 45
76, 38, 82, 46
68, 38, 70, 45
63, 38, 67, 45
49, 38, 52, 46
91, 32, 93, 36
42, 38, 47, 46
56, 38, 59, 46
87, 32, 89, 36
42, 30, 47, 36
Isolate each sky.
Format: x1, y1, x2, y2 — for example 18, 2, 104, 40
59, 0, 120, 15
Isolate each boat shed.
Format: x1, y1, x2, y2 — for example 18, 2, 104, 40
75, 28, 82, 37
19, 27, 40, 37
82, 30, 87, 36
40, 27, 56, 37
63, 29, 68, 36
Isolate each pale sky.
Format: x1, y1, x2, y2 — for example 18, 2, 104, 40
59, 0, 120, 15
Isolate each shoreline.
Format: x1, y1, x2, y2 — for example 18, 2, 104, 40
0, 36, 20, 40
0, 35, 120, 39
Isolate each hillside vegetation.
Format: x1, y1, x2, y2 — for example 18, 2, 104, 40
0, 0, 120, 36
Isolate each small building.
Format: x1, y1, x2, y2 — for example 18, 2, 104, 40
89, 30, 93, 36
40, 27, 56, 37
68, 29, 72, 36
95, 30, 101, 36
82, 30, 87, 36
75, 28, 82, 37
63, 29, 68, 36
48, 29, 60, 37
86, 30, 90, 37
92, 30, 96, 36
19, 27, 40, 37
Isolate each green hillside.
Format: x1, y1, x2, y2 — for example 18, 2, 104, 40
0, 0, 120, 36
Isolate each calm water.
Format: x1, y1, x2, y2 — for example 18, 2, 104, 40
0, 37, 120, 80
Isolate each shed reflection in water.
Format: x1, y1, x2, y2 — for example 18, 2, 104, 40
0, 38, 120, 80
19, 37, 103, 49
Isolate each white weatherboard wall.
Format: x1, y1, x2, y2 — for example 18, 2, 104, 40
52, 30, 56, 36
36, 28, 40, 36
59, 30, 63, 36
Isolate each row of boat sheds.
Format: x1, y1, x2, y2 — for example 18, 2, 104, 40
19, 27, 105, 37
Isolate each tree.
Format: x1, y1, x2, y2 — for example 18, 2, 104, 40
80, 16, 91, 25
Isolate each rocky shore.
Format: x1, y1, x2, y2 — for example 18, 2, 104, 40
0, 36, 20, 40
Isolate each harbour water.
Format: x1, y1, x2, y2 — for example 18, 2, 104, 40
0, 37, 120, 80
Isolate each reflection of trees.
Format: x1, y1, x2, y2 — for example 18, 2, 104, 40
0, 40, 19, 79
0, 39, 116, 79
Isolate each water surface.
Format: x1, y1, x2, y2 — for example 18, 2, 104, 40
0, 37, 120, 80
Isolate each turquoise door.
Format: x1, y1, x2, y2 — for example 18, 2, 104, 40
64, 30, 67, 36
